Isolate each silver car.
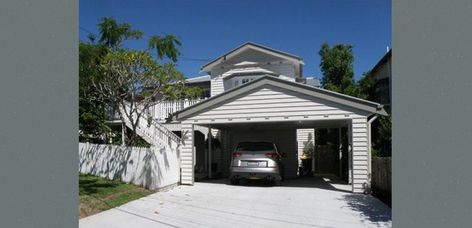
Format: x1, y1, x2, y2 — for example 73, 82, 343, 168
229, 141, 285, 185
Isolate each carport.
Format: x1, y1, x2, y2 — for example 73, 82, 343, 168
172, 76, 387, 193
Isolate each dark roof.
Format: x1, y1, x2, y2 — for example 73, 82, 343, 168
201, 42, 303, 71
370, 49, 392, 74
172, 75, 387, 121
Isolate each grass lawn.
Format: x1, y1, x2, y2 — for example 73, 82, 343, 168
79, 173, 155, 218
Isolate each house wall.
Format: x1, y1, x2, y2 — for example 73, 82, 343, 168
210, 75, 224, 96
189, 85, 367, 122
296, 128, 315, 169
351, 117, 369, 193
210, 63, 297, 96
79, 143, 180, 190
180, 123, 194, 185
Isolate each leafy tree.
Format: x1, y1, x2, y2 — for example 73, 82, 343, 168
79, 17, 200, 145
98, 17, 143, 49
318, 43, 391, 156
95, 50, 187, 143
356, 70, 377, 100
356, 71, 391, 156
79, 42, 110, 142
319, 43, 356, 95
93, 17, 199, 145
98, 17, 182, 61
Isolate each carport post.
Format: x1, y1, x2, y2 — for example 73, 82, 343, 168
348, 123, 353, 185
180, 122, 195, 185
338, 128, 342, 178
121, 122, 126, 146
208, 125, 212, 179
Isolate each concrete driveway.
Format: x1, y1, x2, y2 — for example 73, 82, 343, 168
80, 176, 392, 228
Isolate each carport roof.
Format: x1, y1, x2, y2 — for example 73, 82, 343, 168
172, 76, 388, 121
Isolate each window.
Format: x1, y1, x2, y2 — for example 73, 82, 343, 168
242, 78, 250, 84
234, 80, 239, 87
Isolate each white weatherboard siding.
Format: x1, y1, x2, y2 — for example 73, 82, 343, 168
178, 84, 374, 192
297, 128, 315, 168
351, 117, 369, 193
186, 85, 367, 122
211, 62, 297, 96
210, 75, 224, 96
264, 63, 296, 78
180, 123, 194, 185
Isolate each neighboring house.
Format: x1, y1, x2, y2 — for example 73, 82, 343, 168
367, 49, 392, 156
111, 42, 386, 193
369, 49, 392, 113
183, 75, 212, 99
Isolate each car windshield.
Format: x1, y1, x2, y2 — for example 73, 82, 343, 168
236, 142, 274, 151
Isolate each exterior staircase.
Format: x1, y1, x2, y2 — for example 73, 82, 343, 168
120, 104, 182, 149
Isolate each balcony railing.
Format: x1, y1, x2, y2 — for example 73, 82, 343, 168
148, 98, 207, 122
105, 98, 207, 123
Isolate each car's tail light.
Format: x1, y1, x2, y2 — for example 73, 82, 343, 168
232, 152, 242, 157
265, 152, 279, 159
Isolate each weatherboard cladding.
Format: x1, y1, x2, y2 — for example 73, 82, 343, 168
210, 75, 224, 96
351, 117, 369, 193
186, 85, 366, 122
177, 77, 378, 192
180, 123, 194, 185
173, 76, 386, 122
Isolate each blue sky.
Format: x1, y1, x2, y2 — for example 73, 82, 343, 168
80, 0, 391, 80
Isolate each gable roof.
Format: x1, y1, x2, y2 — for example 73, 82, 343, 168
172, 76, 387, 121
201, 42, 304, 72
370, 49, 392, 75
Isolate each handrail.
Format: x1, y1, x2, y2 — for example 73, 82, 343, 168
119, 102, 182, 148
148, 98, 208, 121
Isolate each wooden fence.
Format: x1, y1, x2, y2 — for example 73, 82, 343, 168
371, 156, 392, 206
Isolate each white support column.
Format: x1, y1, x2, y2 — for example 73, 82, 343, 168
312, 129, 316, 175
121, 122, 126, 146
181, 122, 194, 185
338, 127, 342, 178
348, 123, 353, 185
351, 117, 369, 193
208, 125, 212, 179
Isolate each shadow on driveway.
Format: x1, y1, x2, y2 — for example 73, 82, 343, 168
197, 174, 391, 224
342, 193, 392, 223
197, 174, 352, 193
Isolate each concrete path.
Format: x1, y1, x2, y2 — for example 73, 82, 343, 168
80, 176, 392, 228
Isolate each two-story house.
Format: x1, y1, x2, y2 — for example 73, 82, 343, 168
117, 42, 387, 193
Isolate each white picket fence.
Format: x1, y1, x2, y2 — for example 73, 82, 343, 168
148, 98, 206, 121
79, 143, 180, 190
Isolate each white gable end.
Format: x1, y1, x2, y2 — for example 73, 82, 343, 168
187, 85, 368, 122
